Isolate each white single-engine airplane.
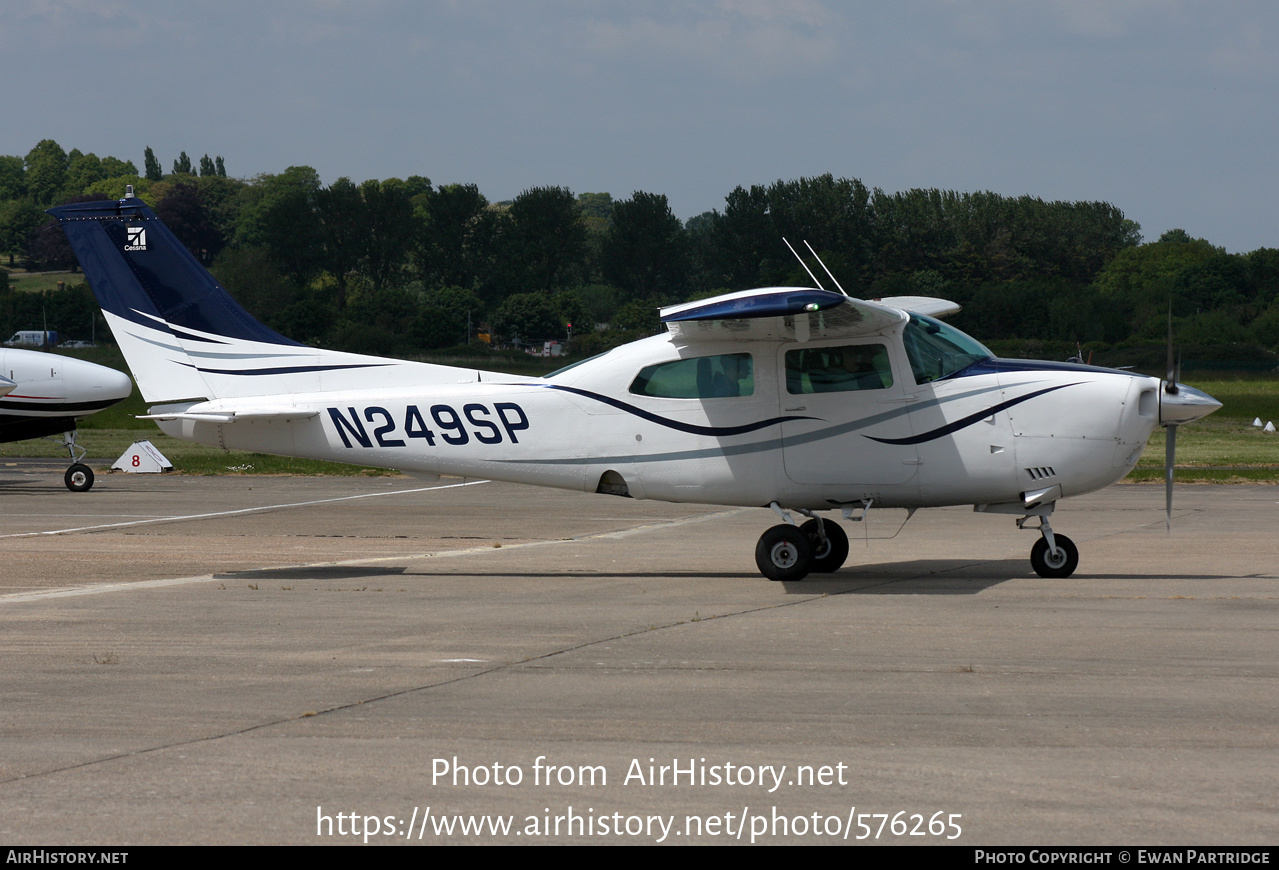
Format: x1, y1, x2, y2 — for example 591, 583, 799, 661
49, 190, 1220, 579
0, 347, 133, 490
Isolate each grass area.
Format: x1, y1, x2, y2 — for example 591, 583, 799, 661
4, 270, 82, 294
1128, 376, 1279, 483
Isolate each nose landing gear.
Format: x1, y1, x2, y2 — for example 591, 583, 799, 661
1018, 510, 1078, 578
49, 430, 96, 492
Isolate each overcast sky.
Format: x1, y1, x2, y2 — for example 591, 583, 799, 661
4, 1, 1276, 252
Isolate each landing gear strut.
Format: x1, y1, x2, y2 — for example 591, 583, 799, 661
1020, 511, 1078, 578
49, 430, 95, 493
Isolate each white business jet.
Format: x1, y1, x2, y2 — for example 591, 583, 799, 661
49, 190, 1219, 579
0, 347, 133, 490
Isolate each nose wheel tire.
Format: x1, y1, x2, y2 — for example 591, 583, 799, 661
755, 524, 814, 582
1030, 534, 1078, 578
65, 463, 94, 493
799, 519, 850, 573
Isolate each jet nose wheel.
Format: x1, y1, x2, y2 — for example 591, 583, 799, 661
1030, 534, 1078, 578
755, 524, 814, 582
64, 463, 94, 493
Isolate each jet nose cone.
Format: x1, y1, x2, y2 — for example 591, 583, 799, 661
1160, 383, 1221, 426
102, 366, 134, 401
61, 356, 134, 404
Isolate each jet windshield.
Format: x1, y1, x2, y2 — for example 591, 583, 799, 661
902, 313, 993, 383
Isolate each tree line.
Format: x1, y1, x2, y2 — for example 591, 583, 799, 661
2, 138, 1277, 362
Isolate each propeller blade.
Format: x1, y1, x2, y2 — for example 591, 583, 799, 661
1165, 424, 1177, 534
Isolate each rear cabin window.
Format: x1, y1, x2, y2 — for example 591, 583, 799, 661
786, 344, 893, 394
629, 353, 754, 399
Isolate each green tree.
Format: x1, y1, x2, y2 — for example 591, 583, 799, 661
314, 177, 365, 309
499, 186, 587, 295
100, 155, 137, 178
144, 147, 163, 182
1244, 248, 1279, 309
414, 183, 495, 292
410, 286, 484, 349
234, 166, 324, 285
156, 181, 222, 264
64, 150, 105, 196
576, 192, 613, 224
0, 155, 27, 200
211, 245, 323, 341
0, 200, 45, 267
1158, 228, 1194, 244
491, 292, 562, 344
199, 154, 216, 177
358, 177, 421, 293
713, 183, 772, 288
573, 283, 620, 328
173, 151, 192, 175
602, 191, 687, 301
23, 139, 68, 204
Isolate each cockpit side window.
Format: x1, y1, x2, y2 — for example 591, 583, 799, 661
629, 353, 754, 399
785, 344, 893, 394
902, 314, 992, 384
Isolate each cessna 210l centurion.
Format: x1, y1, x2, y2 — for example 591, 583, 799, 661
49, 191, 1220, 580
0, 347, 133, 490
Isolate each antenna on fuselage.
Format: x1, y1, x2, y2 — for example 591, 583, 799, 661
803, 240, 849, 297
784, 238, 826, 292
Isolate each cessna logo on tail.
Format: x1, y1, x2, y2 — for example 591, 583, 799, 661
125, 227, 146, 251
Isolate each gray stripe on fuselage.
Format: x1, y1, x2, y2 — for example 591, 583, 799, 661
494, 382, 1013, 466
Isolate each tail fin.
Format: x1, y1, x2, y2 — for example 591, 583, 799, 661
49, 193, 500, 403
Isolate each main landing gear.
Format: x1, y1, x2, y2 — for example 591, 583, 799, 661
49, 430, 95, 492
754, 503, 852, 582
754, 500, 1082, 581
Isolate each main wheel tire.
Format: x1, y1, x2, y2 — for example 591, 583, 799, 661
1030, 534, 1078, 578
65, 463, 94, 493
755, 524, 814, 582
799, 518, 850, 573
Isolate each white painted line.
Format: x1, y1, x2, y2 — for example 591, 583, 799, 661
0, 504, 745, 605
1, 573, 235, 603
0, 479, 489, 540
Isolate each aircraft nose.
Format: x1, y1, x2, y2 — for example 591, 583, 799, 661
104, 366, 134, 400
1160, 383, 1221, 426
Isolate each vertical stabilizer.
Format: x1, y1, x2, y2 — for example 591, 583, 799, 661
49, 194, 509, 403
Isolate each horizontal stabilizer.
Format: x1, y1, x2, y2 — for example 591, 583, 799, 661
139, 404, 320, 423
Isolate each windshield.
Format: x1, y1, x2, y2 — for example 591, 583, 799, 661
902, 314, 992, 383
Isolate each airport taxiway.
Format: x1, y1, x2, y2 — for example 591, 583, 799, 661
0, 469, 1275, 844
